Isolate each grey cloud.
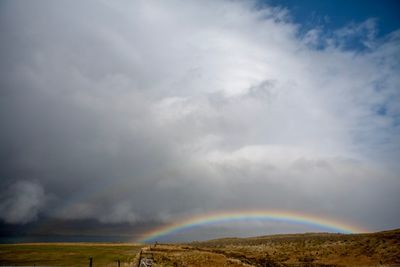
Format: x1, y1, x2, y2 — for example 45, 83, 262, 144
0, 0, 399, 238
0, 180, 46, 224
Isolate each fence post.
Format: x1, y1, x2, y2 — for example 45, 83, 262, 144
89, 256, 93, 267
117, 258, 120, 267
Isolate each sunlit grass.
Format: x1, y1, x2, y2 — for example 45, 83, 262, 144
0, 243, 143, 266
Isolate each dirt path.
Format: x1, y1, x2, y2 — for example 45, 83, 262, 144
136, 244, 256, 267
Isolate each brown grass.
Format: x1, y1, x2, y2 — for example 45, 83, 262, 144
0, 243, 142, 266
1, 229, 399, 266
146, 244, 251, 267
188, 229, 400, 266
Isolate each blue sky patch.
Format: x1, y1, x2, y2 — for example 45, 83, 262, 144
264, 0, 400, 50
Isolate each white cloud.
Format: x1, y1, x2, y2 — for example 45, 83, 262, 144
0, 0, 399, 233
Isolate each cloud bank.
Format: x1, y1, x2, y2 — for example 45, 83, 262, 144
0, 0, 399, 236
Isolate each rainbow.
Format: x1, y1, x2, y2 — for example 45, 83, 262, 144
137, 210, 366, 243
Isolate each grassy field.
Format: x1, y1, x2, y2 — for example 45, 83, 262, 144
189, 229, 400, 266
1, 229, 399, 266
0, 243, 142, 266
138, 229, 400, 266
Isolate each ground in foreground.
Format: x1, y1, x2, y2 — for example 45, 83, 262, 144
1, 229, 399, 266
0, 243, 142, 266
147, 229, 400, 266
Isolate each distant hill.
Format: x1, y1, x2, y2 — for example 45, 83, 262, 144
185, 229, 400, 266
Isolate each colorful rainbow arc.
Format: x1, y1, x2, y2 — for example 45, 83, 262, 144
136, 210, 366, 243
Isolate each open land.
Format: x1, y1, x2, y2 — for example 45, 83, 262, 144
0, 243, 142, 266
1, 229, 399, 266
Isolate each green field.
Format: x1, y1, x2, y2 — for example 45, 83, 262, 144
0, 243, 143, 266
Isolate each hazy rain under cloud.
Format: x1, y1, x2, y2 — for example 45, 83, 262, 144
0, 0, 399, 240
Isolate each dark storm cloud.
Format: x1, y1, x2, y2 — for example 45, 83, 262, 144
0, 0, 399, 238
0, 181, 45, 224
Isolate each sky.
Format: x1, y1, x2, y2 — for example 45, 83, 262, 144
0, 0, 399, 242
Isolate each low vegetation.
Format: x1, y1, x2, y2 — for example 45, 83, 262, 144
188, 229, 400, 266
1, 229, 399, 266
0, 243, 142, 266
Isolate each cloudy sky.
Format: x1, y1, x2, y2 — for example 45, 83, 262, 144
1, 0, 399, 241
